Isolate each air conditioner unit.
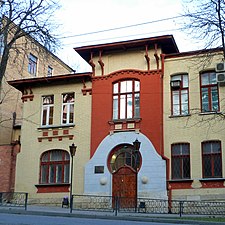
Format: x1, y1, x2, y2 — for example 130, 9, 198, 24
170, 80, 181, 89
216, 73, 225, 83
216, 62, 225, 72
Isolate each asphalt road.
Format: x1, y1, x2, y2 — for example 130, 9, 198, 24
0, 213, 192, 225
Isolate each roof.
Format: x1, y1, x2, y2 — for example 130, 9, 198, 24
8, 72, 92, 91
74, 35, 179, 62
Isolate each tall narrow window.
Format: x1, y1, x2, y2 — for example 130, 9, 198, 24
42, 95, 54, 126
202, 141, 222, 178
171, 74, 189, 116
200, 71, 219, 112
0, 34, 4, 56
113, 80, 140, 120
171, 143, 190, 179
28, 53, 37, 76
62, 93, 74, 124
47, 66, 53, 77
40, 150, 70, 184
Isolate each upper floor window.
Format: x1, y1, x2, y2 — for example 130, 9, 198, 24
200, 71, 219, 112
202, 141, 222, 178
28, 53, 37, 76
171, 143, 190, 179
41, 95, 54, 126
113, 80, 140, 120
171, 74, 189, 116
62, 93, 74, 125
47, 66, 53, 77
40, 150, 70, 184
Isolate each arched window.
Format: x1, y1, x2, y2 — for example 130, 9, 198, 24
108, 145, 141, 173
40, 150, 70, 184
113, 80, 140, 120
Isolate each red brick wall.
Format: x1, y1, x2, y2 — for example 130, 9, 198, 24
0, 144, 19, 192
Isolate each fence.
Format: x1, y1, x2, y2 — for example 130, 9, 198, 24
0, 192, 28, 210
71, 194, 225, 217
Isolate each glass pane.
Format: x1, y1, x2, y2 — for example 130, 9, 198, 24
56, 165, 62, 183
181, 90, 188, 115
201, 73, 209, 85
201, 88, 209, 112
182, 158, 190, 178
135, 81, 140, 92
120, 95, 126, 119
49, 106, 54, 125
134, 93, 140, 118
43, 95, 54, 105
214, 155, 222, 177
64, 164, 69, 183
113, 96, 118, 119
203, 142, 211, 154
41, 152, 49, 162
212, 142, 221, 153
63, 93, 74, 103
172, 145, 181, 155
113, 83, 118, 94
181, 144, 189, 155
211, 87, 219, 111
172, 91, 179, 104
49, 165, 55, 183
172, 158, 181, 179
120, 81, 127, 93
50, 150, 63, 161
209, 72, 217, 84
171, 75, 181, 81
42, 107, 47, 125
203, 156, 212, 177
69, 104, 74, 123
127, 94, 132, 118
126, 80, 133, 92
41, 165, 48, 183
183, 75, 188, 88
64, 152, 70, 160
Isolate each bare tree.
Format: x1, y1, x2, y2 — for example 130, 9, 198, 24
0, 0, 61, 82
182, 0, 225, 57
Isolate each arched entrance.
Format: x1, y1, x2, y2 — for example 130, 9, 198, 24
108, 144, 141, 208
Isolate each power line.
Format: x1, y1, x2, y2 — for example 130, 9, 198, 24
58, 15, 184, 39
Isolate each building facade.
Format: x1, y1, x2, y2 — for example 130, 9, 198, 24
8, 35, 225, 203
0, 29, 74, 193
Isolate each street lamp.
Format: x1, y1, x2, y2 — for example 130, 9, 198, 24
69, 143, 77, 213
133, 138, 141, 212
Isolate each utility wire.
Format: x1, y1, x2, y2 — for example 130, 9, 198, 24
59, 15, 185, 39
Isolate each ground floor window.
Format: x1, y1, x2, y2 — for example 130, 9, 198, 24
40, 150, 70, 184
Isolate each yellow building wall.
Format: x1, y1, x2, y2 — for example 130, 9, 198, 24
164, 52, 225, 200
0, 34, 73, 145
14, 81, 91, 200
91, 48, 162, 76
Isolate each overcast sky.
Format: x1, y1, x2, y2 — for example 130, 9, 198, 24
55, 0, 197, 71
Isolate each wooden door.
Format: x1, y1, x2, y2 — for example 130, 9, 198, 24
112, 165, 137, 208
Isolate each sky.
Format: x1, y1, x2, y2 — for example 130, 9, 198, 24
55, 0, 198, 72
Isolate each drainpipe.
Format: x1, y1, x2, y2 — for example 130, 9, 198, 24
160, 53, 172, 212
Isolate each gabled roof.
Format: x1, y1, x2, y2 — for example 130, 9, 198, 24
74, 35, 179, 62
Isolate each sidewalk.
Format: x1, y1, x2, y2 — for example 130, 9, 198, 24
0, 205, 225, 225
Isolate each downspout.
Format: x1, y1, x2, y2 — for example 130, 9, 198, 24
160, 53, 172, 213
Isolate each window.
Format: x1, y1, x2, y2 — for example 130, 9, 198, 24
200, 71, 219, 112
62, 93, 74, 124
171, 143, 190, 179
113, 80, 140, 120
171, 74, 189, 116
28, 53, 37, 76
40, 150, 70, 184
202, 141, 222, 178
47, 66, 53, 77
42, 95, 54, 126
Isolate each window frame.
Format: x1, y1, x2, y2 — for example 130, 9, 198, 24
47, 66, 53, 77
170, 74, 189, 116
171, 143, 191, 180
40, 150, 70, 184
200, 71, 219, 113
28, 53, 38, 76
61, 93, 75, 125
202, 140, 222, 178
112, 79, 140, 120
41, 95, 54, 126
